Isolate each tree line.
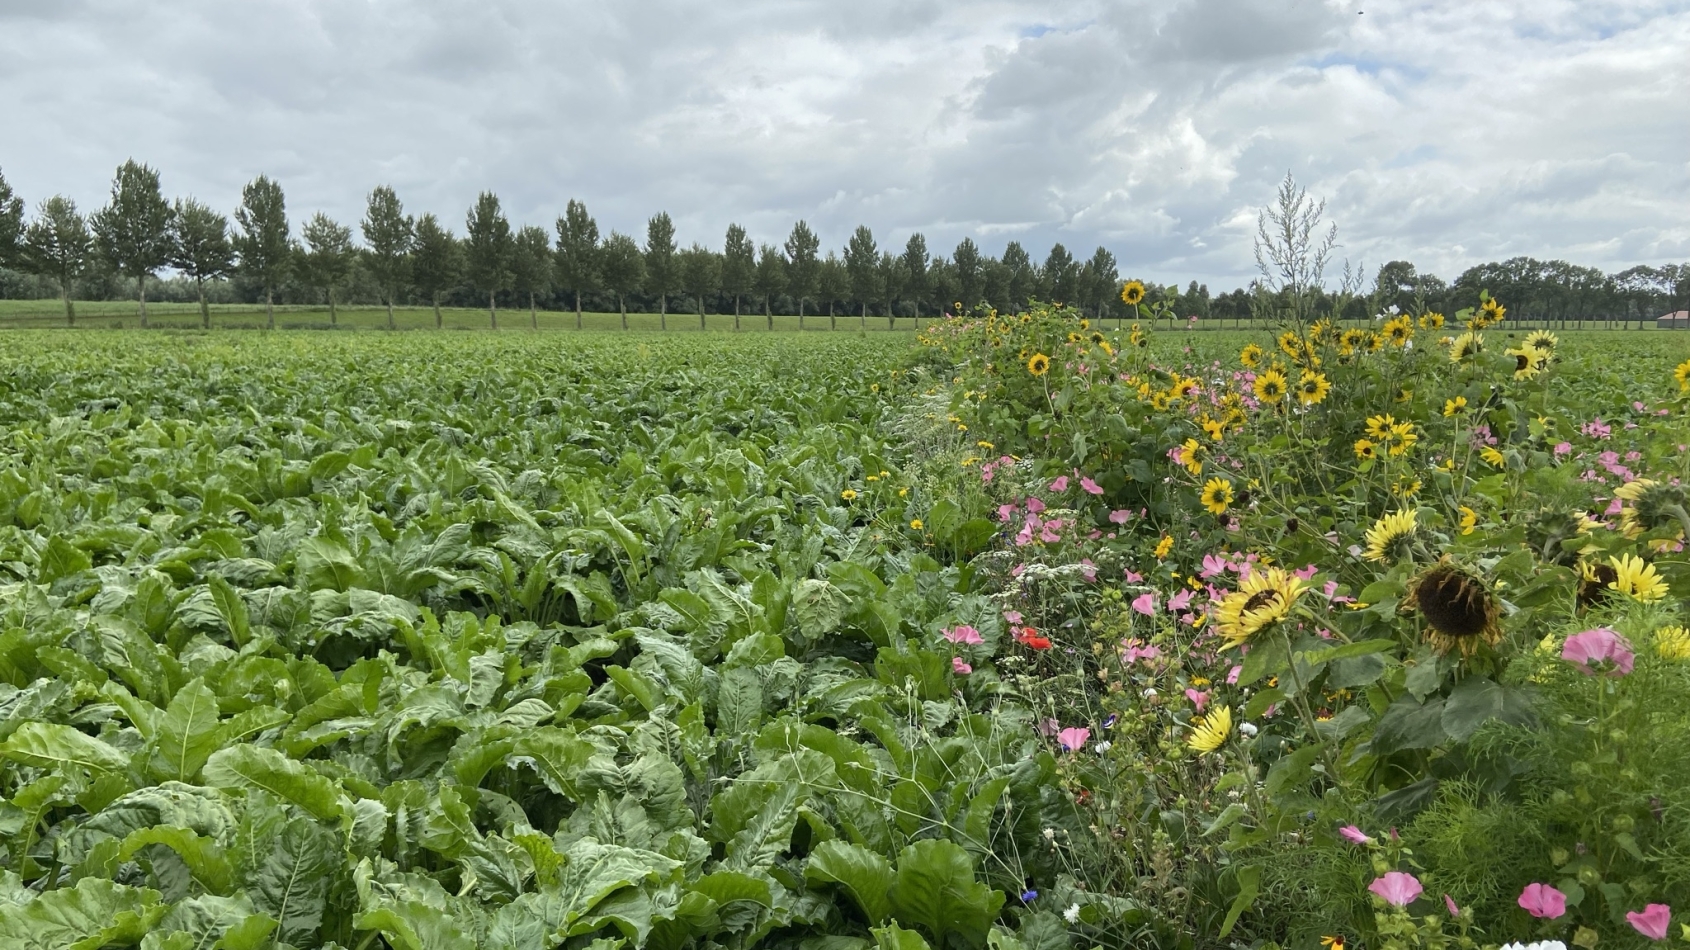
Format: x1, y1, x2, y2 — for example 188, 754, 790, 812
0, 161, 1685, 329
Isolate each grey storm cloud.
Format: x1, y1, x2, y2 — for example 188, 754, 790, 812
1, 0, 1686, 287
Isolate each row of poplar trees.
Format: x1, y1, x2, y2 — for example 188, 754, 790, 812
0, 161, 1130, 329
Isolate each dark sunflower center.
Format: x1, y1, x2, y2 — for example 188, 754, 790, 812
1243, 590, 1280, 613
1414, 569, 1490, 637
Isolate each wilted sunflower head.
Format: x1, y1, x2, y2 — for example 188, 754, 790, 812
1214, 566, 1308, 649
1363, 509, 1418, 563
1614, 479, 1689, 539
1404, 560, 1502, 656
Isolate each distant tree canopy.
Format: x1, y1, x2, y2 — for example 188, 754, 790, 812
1, 161, 1685, 327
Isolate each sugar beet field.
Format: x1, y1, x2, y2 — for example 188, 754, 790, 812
2, 314, 1690, 949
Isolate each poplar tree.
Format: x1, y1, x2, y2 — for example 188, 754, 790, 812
412, 214, 462, 329
171, 198, 235, 329
0, 167, 22, 270
90, 160, 175, 327
844, 225, 878, 323
299, 213, 354, 326
361, 186, 413, 330
554, 199, 600, 329
465, 192, 514, 329
512, 225, 552, 329
720, 223, 755, 329
784, 220, 819, 328
902, 234, 929, 322
754, 244, 786, 330
681, 243, 720, 330
234, 175, 292, 329
23, 196, 90, 325
599, 232, 645, 329
644, 212, 679, 329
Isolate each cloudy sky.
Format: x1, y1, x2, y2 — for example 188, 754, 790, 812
2, 0, 1686, 287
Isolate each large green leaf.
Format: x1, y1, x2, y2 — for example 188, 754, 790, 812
248, 815, 336, 946
0, 722, 131, 773
0, 878, 163, 950
150, 677, 223, 783
887, 840, 1004, 950
805, 840, 893, 924
354, 900, 475, 950
202, 745, 345, 821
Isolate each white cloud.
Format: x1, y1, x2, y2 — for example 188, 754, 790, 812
0, 0, 1684, 286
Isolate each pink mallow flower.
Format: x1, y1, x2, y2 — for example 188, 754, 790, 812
1444, 894, 1460, 917
1026, 496, 1046, 514
1628, 903, 1672, 940
1109, 509, 1131, 524
1120, 639, 1161, 665
1080, 476, 1104, 495
1048, 475, 1070, 492
1518, 882, 1567, 919
952, 656, 972, 675
1338, 825, 1372, 844
943, 625, 984, 645
1369, 872, 1423, 907
1184, 688, 1209, 712
1554, 441, 1573, 457
1056, 727, 1090, 752
1131, 592, 1158, 616
1168, 589, 1193, 612
1562, 628, 1635, 677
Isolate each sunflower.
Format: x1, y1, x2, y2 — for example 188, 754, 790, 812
1366, 331, 1385, 353
1525, 330, 1558, 352
1614, 479, 1690, 539
1609, 554, 1669, 602
1201, 416, 1227, 442
1130, 324, 1148, 348
1418, 312, 1445, 329
1213, 566, 1308, 649
1677, 358, 1690, 392
1179, 437, 1204, 476
1656, 626, 1690, 661
1297, 370, 1331, 406
1240, 343, 1264, 369
1386, 422, 1419, 457
1278, 331, 1303, 359
910, 518, 924, 530
1354, 438, 1378, 461
1458, 506, 1478, 535
1309, 319, 1334, 343
1478, 297, 1506, 326
1027, 353, 1051, 376
1253, 369, 1288, 405
1338, 328, 1368, 356
840, 489, 858, 501
1200, 477, 1235, 515
1363, 509, 1418, 563
1089, 331, 1107, 346
1404, 559, 1502, 656
1383, 314, 1414, 346
1187, 706, 1232, 755
1449, 332, 1484, 364
1507, 344, 1549, 381
1364, 414, 1395, 439
1120, 280, 1146, 306
1479, 446, 1505, 467
1577, 558, 1620, 611
1066, 331, 1083, 344
1443, 396, 1468, 417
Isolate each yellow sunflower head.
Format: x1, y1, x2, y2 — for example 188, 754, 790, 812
1200, 477, 1234, 515
1297, 371, 1331, 406
1354, 438, 1378, 461
1655, 626, 1690, 661
1675, 358, 1690, 392
1525, 330, 1558, 352
1449, 331, 1484, 364
1213, 566, 1308, 649
1339, 328, 1367, 356
1027, 353, 1051, 376
1240, 343, 1264, 369
1253, 369, 1288, 405
1383, 314, 1414, 346
1608, 554, 1669, 603
1187, 705, 1232, 755
1614, 479, 1689, 539
1363, 509, 1419, 563
1418, 312, 1446, 329
1121, 280, 1146, 305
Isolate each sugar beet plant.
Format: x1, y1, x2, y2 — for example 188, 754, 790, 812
0, 333, 1072, 950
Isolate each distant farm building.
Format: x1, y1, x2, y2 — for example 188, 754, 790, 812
1660, 311, 1690, 328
